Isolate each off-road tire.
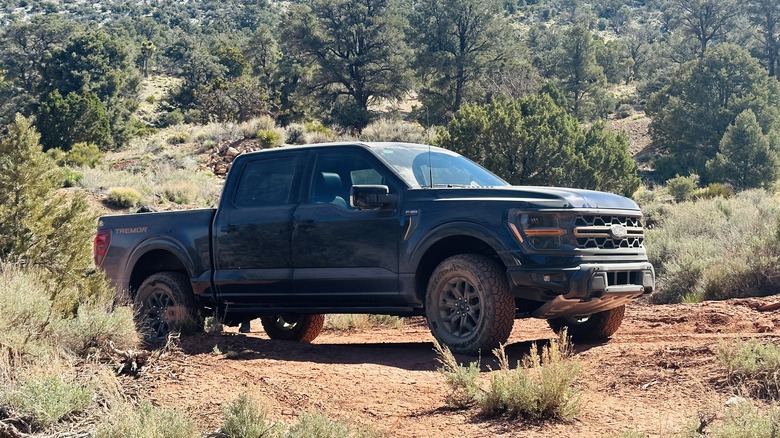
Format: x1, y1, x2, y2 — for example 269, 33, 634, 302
547, 305, 626, 342
134, 271, 202, 346
425, 254, 515, 355
260, 314, 325, 342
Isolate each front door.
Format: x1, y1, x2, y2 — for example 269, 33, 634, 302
292, 148, 404, 306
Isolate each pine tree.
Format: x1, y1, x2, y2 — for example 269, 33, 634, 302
0, 115, 98, 304
705, 109, 780, 190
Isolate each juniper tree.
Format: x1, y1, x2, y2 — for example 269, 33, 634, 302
0, 115, 99, 305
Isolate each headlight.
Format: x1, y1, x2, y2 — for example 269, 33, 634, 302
521, 214, 565, 249
508, 210, 575, 250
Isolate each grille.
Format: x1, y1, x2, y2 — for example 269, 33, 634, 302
573, 215, 644, 250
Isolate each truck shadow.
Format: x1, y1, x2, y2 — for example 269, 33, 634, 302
177, 332, 599, 372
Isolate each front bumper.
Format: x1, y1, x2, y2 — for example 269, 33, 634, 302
507, 262, 654, 319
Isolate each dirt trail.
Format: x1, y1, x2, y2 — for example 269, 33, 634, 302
122, 297, 780, 437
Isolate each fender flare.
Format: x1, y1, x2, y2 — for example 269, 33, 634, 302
124, 236, 197, 282
407, 220, 512, 270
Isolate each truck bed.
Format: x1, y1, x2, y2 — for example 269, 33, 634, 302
97, 208, 217, 300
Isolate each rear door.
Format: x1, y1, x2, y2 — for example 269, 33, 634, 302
292, 147, 405, 306
213, 152, 304, 304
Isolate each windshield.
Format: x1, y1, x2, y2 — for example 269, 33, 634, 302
370, 144, 508, 189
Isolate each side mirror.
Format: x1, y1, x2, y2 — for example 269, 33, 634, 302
350, 185, 397, 210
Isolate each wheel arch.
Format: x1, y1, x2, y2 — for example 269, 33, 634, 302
412, 223, 509, 303
127, 240, 194, 298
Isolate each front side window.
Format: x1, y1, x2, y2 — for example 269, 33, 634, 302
234, 156, 297, 207
309, 150, 393, 209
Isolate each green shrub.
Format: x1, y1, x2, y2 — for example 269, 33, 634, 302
167, 131, 190, 145
707, 401, 780, 438
285, 123, 307, 145
615, 104, 634, 119
257, 129, 282, 148
221, 393, 277, 438
62, 168, 83, 187
56, 304, 138, 356
666, 174, 699, 203
325, 315, 404, 331
693, 183, 734, 200
287, 412, 376, 438
359, 119, 427, 143
95, 401, 196, 438
0, 264, 59, 360
107, 187, 144, 208
480, 337, 580, 420
160, 181, 198, 204
66, 142, 103, 167
0, 264, 138, 363
434, 340, 482, 408
304, 121, 331, 135
434, 334, 581, 421
3, 374, 94, 429
646, 189, 780, 303
716, 338, 780, 399
162, 109, 184, 127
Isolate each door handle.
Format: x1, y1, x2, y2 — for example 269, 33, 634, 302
295, 220, 316, 229
221, 224, 238, 233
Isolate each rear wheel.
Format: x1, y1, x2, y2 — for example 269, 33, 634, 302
547, 305, 626, 342
425, 254, 515, 355
134, 272, 202, 346
260, 314, 325, 342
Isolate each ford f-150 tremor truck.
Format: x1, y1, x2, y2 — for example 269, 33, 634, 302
95, 142, 654, 354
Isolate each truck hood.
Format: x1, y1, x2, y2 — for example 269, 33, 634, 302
429, 186, 639, 210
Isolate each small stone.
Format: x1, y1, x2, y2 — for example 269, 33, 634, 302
225, 147, 239, 158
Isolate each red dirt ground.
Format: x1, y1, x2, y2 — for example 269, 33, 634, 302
122, 297, 780, 437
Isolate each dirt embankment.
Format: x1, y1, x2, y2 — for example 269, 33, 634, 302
121, 297, 780, 437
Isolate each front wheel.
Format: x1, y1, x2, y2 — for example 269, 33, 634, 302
260, 314, 325, 342
425, 254, 515, 355
547, 305, 626, 342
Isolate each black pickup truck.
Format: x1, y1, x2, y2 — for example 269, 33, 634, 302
95, 142, 654, 354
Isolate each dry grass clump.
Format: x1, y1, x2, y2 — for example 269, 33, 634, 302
481, 336, 580, 420
642, 189, 780, 303
716, 338, 780, 399
0, 264, 139, 434
94, 401, 196, 438
706, 401, 780, 438
107, 186, 145, 208
217, 393, 378, 438
434, 341, 482, 408
2, 373, 94, 429
359, 119, 429, 143
435, 332, 581, 421
286, 411, 378, 438
220, 393, 277, 438
325, 314, 404, 331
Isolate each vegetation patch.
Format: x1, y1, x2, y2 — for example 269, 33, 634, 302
95, 401, 196, 438
2, 374, 94, 430
107, 186, 145, 208
643, 189, 780, 303
220, 393, 277, 438
435, 332, 581, 421
325, 314, 404, 331
706, 402, 780, 438
716, 338, 780, 399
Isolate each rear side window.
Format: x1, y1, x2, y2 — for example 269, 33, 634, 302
234, 157, 297, 207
